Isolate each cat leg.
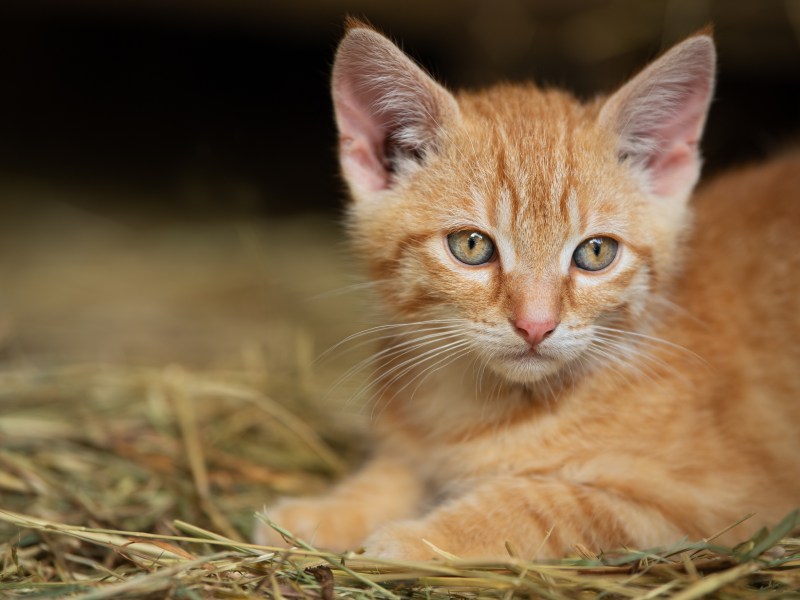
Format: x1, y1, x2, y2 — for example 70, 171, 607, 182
362, 475, 686, 560
254, 454, 423, 552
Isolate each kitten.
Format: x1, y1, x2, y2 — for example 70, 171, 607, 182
255, 21, 800, 560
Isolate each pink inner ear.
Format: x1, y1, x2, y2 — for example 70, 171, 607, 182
646, 88, 710, 197
334, 85, 391, 192
604, 35, 716, 201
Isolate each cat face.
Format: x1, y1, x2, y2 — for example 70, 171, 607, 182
347, 90, 674, 385
334, 24, 714, 385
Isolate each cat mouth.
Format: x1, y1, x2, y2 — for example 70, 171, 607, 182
502, 347, 553, 362
488, 346, 564, 385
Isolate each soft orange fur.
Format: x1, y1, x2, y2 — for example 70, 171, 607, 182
255, 24, 800, 560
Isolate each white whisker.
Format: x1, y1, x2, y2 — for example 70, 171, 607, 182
316, 318, 467, 363
325, 328, 466, 402
593, 325, 709, 367
369, 339, 472, 420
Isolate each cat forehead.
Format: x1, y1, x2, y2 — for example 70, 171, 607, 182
456, 85, 598, 144
432, 86, 616, 233
453, 86, 605, 183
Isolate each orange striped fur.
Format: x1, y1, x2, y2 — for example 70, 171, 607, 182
254, 23, 800, 560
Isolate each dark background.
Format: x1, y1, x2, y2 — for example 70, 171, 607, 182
1, 0, 799, 222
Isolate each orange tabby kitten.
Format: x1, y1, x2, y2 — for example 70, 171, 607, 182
255, 22, 800, 559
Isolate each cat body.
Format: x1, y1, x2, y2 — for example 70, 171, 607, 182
255, 22, 800, 559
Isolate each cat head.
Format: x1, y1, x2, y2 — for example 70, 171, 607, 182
332, 21, 715, 386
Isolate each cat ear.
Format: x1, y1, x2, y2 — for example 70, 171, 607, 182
331, 22, 459, 199
599, 33, 716, 202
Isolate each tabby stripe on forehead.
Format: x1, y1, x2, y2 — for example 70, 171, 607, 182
488, 141, 518, 235
499, 142, 524, 232
482, 132, 500, 228
558, 111, 582, 231
498, 187, 516, 238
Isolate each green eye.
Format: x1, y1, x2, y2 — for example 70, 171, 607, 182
573, 237, 618, 271
447, 230, 495, 265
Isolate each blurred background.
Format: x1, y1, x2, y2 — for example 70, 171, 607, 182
0, 0, 798, 367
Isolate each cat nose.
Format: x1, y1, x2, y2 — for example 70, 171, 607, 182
512, 318, 557, 346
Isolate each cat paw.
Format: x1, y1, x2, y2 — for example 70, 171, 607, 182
361, 521, 446, 561
253, 498, 362, 553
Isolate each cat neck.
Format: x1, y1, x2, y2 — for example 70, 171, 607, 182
371, 339, 578, 442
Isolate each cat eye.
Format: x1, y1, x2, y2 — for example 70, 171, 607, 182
447, 230, 495, 266
573, 237, 618, 272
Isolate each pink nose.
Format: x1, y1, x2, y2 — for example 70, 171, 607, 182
512, 318, 557, 346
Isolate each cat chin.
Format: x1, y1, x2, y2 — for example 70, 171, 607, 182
487, 352, 567, 386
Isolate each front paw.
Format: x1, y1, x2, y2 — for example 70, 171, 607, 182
362, 521, 447, 561
254, 497, 363, 553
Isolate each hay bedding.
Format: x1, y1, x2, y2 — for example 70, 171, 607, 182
0, 201, 799, 598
